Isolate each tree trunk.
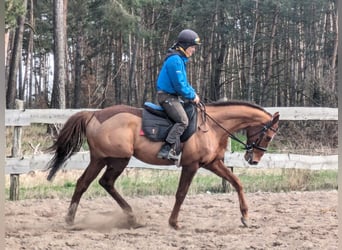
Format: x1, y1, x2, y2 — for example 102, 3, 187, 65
51, 0, 67, 109
247, 0, 259, 101
263, 8, 279, 104
6, 0, 27, 109
73, 31, 83, 108
208, 3, 218, 101
21, 0, 34, 103
330, 7, 338, 90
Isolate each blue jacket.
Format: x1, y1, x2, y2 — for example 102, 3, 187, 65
156, 54, 196, 100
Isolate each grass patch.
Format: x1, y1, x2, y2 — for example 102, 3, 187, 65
4, 168, 337, 200
237, 168, 337, 192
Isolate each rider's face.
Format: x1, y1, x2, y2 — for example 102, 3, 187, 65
185, 46, 196, 57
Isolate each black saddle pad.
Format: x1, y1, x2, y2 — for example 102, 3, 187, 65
142, 102, 198, 142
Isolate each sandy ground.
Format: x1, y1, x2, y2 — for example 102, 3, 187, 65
5, 190, 337, 250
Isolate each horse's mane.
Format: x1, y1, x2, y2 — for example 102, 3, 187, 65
206, 100, 267, 113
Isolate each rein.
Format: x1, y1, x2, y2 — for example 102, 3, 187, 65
197, 102, 275, 152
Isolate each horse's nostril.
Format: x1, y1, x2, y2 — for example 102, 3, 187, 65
248, 159, 258, 165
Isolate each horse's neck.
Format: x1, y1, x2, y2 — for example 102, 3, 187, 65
206, 105, 271, 133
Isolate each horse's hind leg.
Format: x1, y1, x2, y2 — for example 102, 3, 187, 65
98, 158, 141, 228
65, 158, 105, 225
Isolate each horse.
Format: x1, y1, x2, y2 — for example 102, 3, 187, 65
46, 101, 279, 230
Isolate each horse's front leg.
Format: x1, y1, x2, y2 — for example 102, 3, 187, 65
169, 163, 199, 230
204, 159, 249, 227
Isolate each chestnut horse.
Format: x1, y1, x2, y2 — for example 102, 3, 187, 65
46, 101, 279, 230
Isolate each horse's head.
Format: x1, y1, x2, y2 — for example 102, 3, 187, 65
244, 112, 280, 165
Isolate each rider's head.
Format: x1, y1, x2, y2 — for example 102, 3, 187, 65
177, 29, 201, 49
175, 29, 201, 57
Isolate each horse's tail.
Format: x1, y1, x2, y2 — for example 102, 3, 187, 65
46, 111, 94, 181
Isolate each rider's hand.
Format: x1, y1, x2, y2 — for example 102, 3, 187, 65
193, 94, 200, 104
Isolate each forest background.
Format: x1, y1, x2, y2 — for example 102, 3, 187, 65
5, 0, 338, 110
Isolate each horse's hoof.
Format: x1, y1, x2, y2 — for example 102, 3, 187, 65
65, 216, 74, 225
131, 222, 145, 229
241, 217, 248, 227
169, 221, 180, 230
65, 203, 77, 225
126, 214, 144, 229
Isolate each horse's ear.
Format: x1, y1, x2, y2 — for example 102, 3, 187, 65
272, 112, 280, 124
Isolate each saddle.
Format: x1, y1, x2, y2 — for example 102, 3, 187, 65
141, 102, 198, 142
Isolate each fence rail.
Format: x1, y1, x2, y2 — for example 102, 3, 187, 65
5, 107, 338, 126
5, 151, 338, 175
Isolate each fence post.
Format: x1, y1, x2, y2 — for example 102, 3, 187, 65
9, 174, 20, 200
9, 99, 24, 200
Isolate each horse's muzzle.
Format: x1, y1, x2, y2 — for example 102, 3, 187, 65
244, 152, 259, 165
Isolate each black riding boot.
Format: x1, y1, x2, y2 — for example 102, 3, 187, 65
157, 143, 172, 159
157, 142, 180, 161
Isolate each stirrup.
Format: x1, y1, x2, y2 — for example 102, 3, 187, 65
174, 152, 182, 167
168, 149, 182, 167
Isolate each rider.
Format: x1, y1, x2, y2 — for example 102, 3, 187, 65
156, 29, 201, 161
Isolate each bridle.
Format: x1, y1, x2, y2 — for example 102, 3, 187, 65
197, 102, 278, 153
244, 122, 278, 152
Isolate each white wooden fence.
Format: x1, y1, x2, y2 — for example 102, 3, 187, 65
5, 106, 338, 175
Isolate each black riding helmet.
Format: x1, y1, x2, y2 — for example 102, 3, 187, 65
177, 29, 201, 49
